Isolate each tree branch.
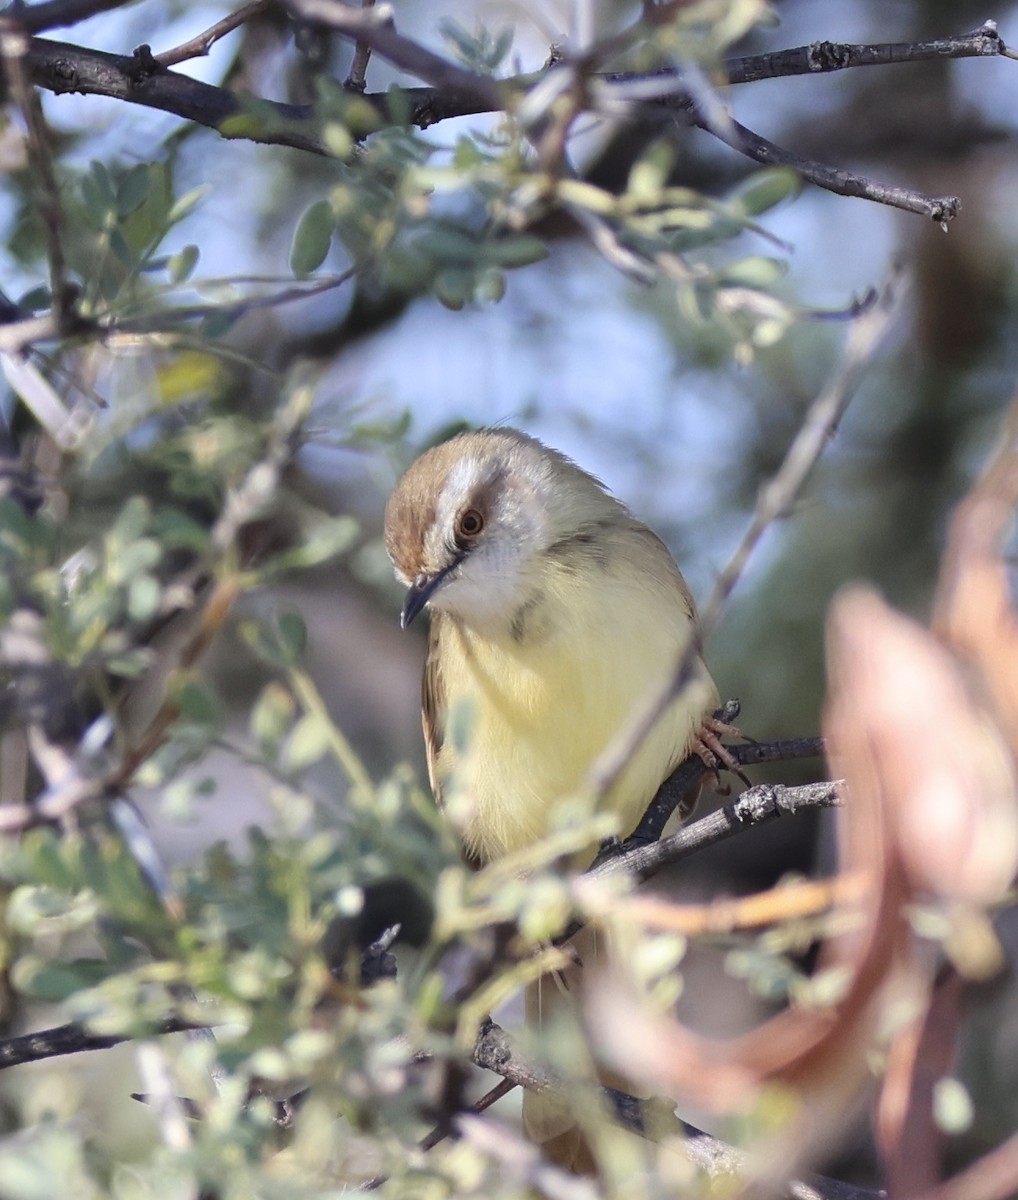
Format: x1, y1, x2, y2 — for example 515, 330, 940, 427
723, 21, 1012, 85
620, 730, 826, 851
1, 19, 77, 326
689, 110, 960, 224
24, 36, 328, 155
592, 779, 843, 885
472, 1020, 881, 1200
0, 1016, 195, 1069
287, 0, 504, 112
18, 20, 1017, 182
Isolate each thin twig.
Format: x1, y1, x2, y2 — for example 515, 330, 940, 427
107, 267, 358, 335
471, 1021, 881, 1200
588, 265, 907, 801
691, 111, 960, 225
287, 0, 503, 111
413, 1077, 516, 1157
155, 0, 269, 68
0, 311, 63, 353
343, 0, 375, 90
0, 19, 77, 328
618, 869, 866, 936
590, 63, 962, 221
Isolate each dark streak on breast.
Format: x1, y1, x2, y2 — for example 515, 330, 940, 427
509, 592, 545, 643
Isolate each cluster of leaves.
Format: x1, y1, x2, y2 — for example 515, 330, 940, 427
289, 104, 798, 341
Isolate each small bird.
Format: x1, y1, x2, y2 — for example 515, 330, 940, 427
384, 427, 726, 1166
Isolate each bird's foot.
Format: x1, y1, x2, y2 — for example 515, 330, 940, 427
693, 704, 751, 789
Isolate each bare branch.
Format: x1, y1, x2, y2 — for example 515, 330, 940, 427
24, 36, 328, 155
623, 729, 826, 849
724, 21, 1009, 85
0, 1016, 194, 1069
0, 311, 63, 353
690, 111, 960, 225
343, 0, 375, 91
593, 779, 843, 885
19, 19, 1018, 196
154, 0, 269, 69
107, 267, 358, 335
288, 0, 503, 110
471, 1021, 881, 1200
0, 19, 76, 326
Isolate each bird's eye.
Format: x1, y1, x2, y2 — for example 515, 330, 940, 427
457, 509, 484, 538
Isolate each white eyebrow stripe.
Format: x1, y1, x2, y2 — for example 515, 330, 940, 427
444, 457, 482, 505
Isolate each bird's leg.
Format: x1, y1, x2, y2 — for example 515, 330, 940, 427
693, 701, 752, 787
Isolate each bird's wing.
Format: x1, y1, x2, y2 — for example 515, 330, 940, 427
421, 615, 446, 804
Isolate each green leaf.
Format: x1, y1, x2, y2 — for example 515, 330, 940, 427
718, 255, 786, 288
12, 955, 114, 1001
282, 713, 331, 773
627, 140, 674, 203
168, 243, 200, 283
250, 682, 296, 759
116, 165, 151, 217
108, 227, 135, 267
151, 508, 209, 552
322, 121, 354, 158
114, 537, 162, 580
276, 610, 308, 664
475, 268, 506, 303
726, 167, 800, 217
290, 200, 335, 277
433, 268, 471, 310
87, 159, 116, 208
127, 573, 161, 623
167, 184, 211, 225
414, 225, 479, 267
200, 308, 241, 339
176, 679, 222, 726
110, 495, 151, 545
17, 285, 51, 311
482, 235, 548, 269
6, 885, 98, 936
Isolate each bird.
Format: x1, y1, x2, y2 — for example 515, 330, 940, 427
384, 426, 728, 1167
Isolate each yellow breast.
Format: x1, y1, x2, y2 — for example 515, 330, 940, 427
432, 550, 718, 865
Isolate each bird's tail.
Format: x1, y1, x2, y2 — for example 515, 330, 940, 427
522, 924, 643, 1173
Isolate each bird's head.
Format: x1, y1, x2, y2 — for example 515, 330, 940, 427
384, 428, 616, 630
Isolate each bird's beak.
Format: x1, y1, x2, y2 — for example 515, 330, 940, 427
401, 563, 457, 629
